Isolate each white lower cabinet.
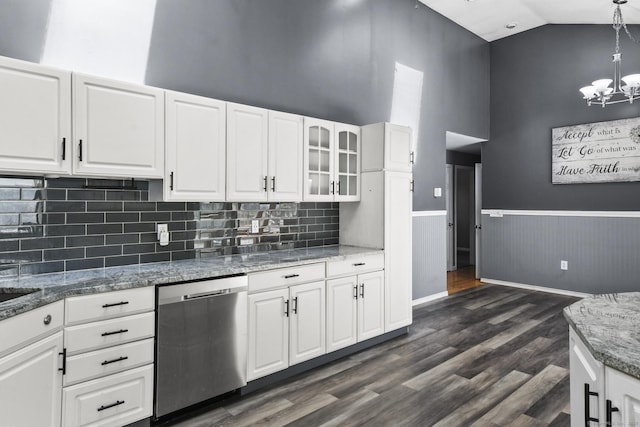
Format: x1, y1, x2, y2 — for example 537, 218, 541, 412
606, 366, 640, 426
570, 327, 640, 427
0, 331, 63, 427
62, 364, 153, 427
247, 280, 326, 382
62, 287, 156, 427
326, 270, 384, 353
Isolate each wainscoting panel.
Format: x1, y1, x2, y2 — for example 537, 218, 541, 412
412, 212, 447, 300
482, 212, 640, 294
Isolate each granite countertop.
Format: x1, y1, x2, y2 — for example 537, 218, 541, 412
0, 245, 382, 321
564, 293, 640, 380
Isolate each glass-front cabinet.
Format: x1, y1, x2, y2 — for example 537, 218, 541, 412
304, 118, 334, 201
335, 123, 360, 202
304, 118, 360, 202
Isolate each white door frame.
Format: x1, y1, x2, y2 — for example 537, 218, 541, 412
445, 164, 456, 271
474, 163, 482, 279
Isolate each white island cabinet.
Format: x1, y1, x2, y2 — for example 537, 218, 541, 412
0, 300, 65, 427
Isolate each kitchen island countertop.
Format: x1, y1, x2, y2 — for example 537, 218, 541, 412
0, 245, 382, 321
564, 292, 640, 380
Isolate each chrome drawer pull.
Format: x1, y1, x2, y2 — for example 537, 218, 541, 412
102, 301, 129, 308
97, 400, 125, 412
101, 356, 129, 366
284, 274, 300, 279
101, 329, 129, 337
353, 262, 366, 267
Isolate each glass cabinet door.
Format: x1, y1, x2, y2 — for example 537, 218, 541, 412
304, 118, 334, 201
335, 123, 360, 202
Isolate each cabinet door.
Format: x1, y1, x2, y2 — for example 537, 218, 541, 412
247, 288, 289, 381
569, 328, 604, 427
326, 277, 358, 353
304, 117, 334, 201
268, 111, 303, 202
385, 123, 412, 173
227, 103, 268, 202
164, 91, 226, 201
73, 73, 164, 178
605, 366, 640, 427
384, 172, 413, 331
358, 271, 385, 341
0, 56, 71, 175
0, 331, 63, 427
335, 123, 360, 202
290, 281, 326, 365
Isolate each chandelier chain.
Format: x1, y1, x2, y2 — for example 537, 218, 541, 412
614, 4, 640, 46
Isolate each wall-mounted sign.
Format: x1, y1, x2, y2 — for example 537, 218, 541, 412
552, 117, 640, 184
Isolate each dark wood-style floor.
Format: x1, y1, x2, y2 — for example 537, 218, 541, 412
165, 285, 578, 427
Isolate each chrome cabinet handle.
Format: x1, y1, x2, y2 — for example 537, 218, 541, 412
263, 176, 268, 192
170, 172, 174, 191
284, 274, 300, 279
62, 138, 66, 161
271, 176, 276, 192
292, 297, 298, 314
43, 314, 52, 325
78, 140, 83, 161
284, 299, 290, 317
353, 285, 358, 299
360, 283, 365, 298
353, 262, 366, 267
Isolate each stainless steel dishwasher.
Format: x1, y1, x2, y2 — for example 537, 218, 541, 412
154, 274, 248, 419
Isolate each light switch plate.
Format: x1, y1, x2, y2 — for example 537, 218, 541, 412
560, 260, 568, 271
433, 187, 442, 198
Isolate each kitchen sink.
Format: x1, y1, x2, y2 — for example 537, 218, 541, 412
0, 289, 37, 303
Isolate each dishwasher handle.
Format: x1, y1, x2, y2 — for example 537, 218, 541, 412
183, 288, 233, 300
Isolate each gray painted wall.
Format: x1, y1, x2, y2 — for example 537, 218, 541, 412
487, 24, 640, 211
412, 214, 447, 299
482, 214, 640, 294
0, 0, 489, 212
484, 24, 640, 294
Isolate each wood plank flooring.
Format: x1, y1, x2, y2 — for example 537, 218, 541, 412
447, 266, 482, 295
160, 285, 578, 427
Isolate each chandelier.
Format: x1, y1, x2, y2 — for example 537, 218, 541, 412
579, 0, 640, 107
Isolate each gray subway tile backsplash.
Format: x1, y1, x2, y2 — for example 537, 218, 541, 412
0, 176, 340, 276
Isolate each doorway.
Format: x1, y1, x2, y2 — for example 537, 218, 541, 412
445, 132, 485, 294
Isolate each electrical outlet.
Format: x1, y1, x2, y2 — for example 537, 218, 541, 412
251, 219, 259, 234
560, 260, 568, 271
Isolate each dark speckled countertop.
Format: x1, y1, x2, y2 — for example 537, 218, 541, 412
564, 293, 640, 380
0, 245, 382, 321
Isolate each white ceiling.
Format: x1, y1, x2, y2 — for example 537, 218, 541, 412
446, 131, 486, 155
419, 0, 640, 42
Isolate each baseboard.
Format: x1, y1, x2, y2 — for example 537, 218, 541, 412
481, 278, 591, 298
412, 291, 448, 306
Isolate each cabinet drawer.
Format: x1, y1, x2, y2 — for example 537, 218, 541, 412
64, 338, 154, 386
65, 287, 155, 326
249, 263, 325, 292
0, 300, 64, 357
326, 253, 384, 278
62, 364, 153, 427
65, 312, 155, 355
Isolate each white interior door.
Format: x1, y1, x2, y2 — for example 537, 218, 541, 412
446, 165, 456, 271
474, 163, 482, 279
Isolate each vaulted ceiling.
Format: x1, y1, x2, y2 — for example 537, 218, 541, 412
419, 0, 640, 41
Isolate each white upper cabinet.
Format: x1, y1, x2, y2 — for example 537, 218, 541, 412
304, 118, 360, 202
361, 122, 413, 172
226, 103, 269, 202
73, 73, 164, 179
304, 118, 335, 201
334, 123, 360, 202
268, 111, 303, 202
160, 91, 226, 201
0, 56, 71, 175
